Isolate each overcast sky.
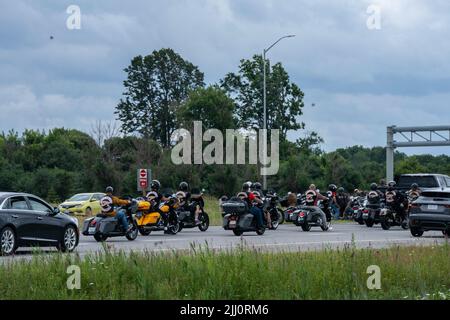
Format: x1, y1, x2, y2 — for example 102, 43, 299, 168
1, 0, 449, 155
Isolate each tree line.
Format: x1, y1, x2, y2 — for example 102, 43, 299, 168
1, 48, 449, 202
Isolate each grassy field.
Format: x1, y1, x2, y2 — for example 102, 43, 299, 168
0, 243, 448, 300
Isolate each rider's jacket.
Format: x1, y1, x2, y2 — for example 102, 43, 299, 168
100, 195, 130, 217
367, 190, 382, 206
305, 189, 318, 206
407, 189, 421, 201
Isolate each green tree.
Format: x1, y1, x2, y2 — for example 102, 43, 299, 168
177, 85, 236, 132
221, 54, 305, 141
116, 48, 205, 147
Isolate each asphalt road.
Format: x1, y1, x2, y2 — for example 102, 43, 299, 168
2, 223, 448, 260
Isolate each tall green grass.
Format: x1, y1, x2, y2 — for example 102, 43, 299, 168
0, 243, 449, 300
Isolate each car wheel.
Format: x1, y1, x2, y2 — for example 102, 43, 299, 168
410, 227, 424, 237
0, 227, 17, 256
85, 207, 92, 217
58, 225, 78, 252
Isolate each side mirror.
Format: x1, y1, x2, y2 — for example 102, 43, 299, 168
50, 207, 60, 215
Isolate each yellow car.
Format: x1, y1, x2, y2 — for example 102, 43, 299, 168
59, 193, 105, 216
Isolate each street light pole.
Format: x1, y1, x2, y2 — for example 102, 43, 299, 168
262, 35, 295, 191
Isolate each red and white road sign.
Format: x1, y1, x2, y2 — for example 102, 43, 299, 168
139, 169, 147, 179
138, 169, 148, 189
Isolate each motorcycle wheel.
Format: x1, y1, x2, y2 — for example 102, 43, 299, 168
365, 220, 374, 228
167, 222, 180, 235
401, 220, 409, 230
256, 227, 266, 236
301, 224, 311, 232
410, 227, 424, 237
381, 219, 391, 230
94, 233, 107, 242
233, 229, 243, 236
126, 226, 138, 241
198, 213, 209, 232
277, 208, 285, 225
139, 229, 151, 236
321, 222, 330, 231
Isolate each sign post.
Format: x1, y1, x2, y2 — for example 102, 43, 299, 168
137, 168, 151, 196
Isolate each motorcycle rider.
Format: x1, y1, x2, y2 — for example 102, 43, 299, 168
103, 186, 134, 233
305, 184, 332, 229
385, 181, 407, 219
239, 182, 264, 229
328, 184, 339, 220
407, 183, 422, 201
148, 179, 170, 231
336, 187, 350, 219
179, 182, 204, 226
252, 182, 272, 228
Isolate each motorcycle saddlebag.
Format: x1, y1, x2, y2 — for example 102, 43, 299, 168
97, 217, 119, 234
238, 213, 254, 228
136, 212, 160, 226
82, 218, 93, 235
221, 200, 248, 216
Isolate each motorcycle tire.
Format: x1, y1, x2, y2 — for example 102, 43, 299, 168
256, 227, 266, 236
198, 213, 209, 232
381, 220, 391, 230
233, 229, 243, 236
277, 208, 285, 225
301, 224, 311, 232
410, 227, 424, 237
126, 227, 139, 241
365, 220, 374, 228
94, 233, 108, 242
321, 222, 330, 232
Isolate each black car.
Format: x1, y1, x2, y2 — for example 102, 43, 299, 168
0, 192, 79, 256
409, 190, 450, 237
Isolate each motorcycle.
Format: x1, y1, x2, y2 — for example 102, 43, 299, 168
284, 193, 331, 232
82, 199, 139, 242
135, 196, 181, 235
350, 196, 365, 225
221, 194, 266, 236
362, 191, 384, 227
176, 192, 210, 232
380, 191, 409, 230
263, 192, 284, 229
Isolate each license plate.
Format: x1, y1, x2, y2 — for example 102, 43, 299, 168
88, 227, 96, 234
363, 213, 368, 217
229, 220, 237, 228
428, 204, 438, 210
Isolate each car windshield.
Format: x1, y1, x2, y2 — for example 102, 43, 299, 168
68, 194, 91, 201
397, 176, 439, 189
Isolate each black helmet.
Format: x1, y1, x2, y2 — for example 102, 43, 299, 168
252, 182, 262, 190
338, 187, 345, 193
328, 184, 337, 192
370, 183, 378, 191
151, 180, 161, 191
411, 183, 419, 190
242, 181, 252, 192
105, 186, 114, 194
179, 181, 189, 192
388, 181, 396, 188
